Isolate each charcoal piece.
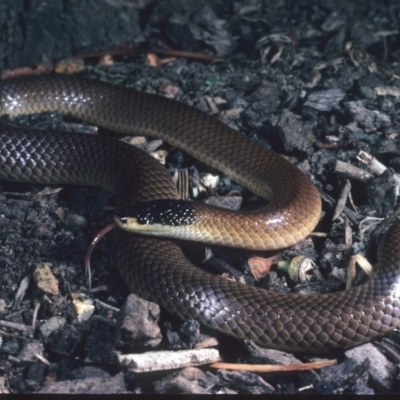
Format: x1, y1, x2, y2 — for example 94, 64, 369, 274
84, 318, 116, 364
154, 367, 212, 394
304, 89, 346, 112
55, 358, 84, 382
315, 359, 373, 394
345, 101, 391, 131
357, 75, 384, 100
162, 320, 201, 350
216, 369, 275, 394
47, 324, 82, 358
166, 14, 199, 52
246, 83, 281, 115
245, 341, 301, 365
25, 363, 46, 392
345, 343, 395, 392
362, 170, 397, 217
324, 28, 346, 57
321, 12, 347, 32
376, 137, 400, 155
179, 320, 201, 349
276, 109, 313, 155
0, 338, 19, 356
69, 366, 112, 380
38, 372, 127, 394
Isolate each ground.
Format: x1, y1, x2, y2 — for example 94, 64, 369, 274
1, 0, 400, 394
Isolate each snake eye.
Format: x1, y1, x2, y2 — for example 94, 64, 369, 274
119, 217, 128, 225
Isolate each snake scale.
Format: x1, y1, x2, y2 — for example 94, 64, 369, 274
0, 75, 399, 353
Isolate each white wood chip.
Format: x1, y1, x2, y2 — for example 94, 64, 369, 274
118, 348, 221, 373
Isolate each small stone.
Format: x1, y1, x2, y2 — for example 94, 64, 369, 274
154, 367, 211, 394
200, 173, 220, 190
72, 293, 95, 322
33, 263, 59, 296
116, 294, 162, 349
39, 316, 67, 339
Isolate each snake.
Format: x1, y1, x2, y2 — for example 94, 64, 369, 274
0, 75, 400, 353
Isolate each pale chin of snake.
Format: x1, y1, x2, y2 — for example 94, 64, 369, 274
0, 74, 399, 353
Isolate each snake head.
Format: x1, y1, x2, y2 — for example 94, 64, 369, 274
115, 200, 196, 234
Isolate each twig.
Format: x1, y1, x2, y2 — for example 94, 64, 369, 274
3, 187, 62, 198
0, 320, 33, 337
209, 359, 336, 373
77, 45, 223, 62
194, 337, 219, 349
333, 180, 352, 220
149, 48, 224, 62
35, 353, 51, 366
335, 160, 374, 181
321, 191, 363, 226
12, 275, 31, 310
31, 301, 41, 332
93, 299, 119, 313
346, 254, 374, 289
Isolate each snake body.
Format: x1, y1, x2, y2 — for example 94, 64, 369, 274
0, 75, 399, 352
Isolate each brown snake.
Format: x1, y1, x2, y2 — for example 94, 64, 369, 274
0, 75, 400, 353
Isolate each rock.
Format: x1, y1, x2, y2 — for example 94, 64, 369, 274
33, 263, 59, 296
39, 316, 67, 339
154, 367, 214, 394
38, 372, 127, 394
116, 294, 162, 350
345, 343, 396, 392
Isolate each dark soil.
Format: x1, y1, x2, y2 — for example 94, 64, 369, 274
1, 0, 400, 394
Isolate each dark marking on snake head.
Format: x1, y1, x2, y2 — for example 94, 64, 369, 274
118, 200, 196, 226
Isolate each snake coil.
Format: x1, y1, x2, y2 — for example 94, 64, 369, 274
0, 75, 399, 352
